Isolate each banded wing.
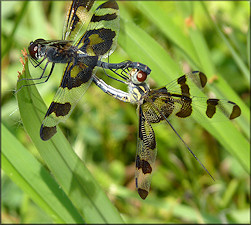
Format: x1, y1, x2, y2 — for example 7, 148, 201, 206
63, 0, 95, 41
157, 71, 241, 121
40, 56, 98, 140
135, 105, 157, 200
166, 71, 207, 97
40, 0, 119, 140
76, 0, 119, 58
136, 89, 184, 199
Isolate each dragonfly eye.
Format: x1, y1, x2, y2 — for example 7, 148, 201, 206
131, 69, 148, 84
28, 41, 39, 59
28, 39, 45, 59
136, 70, 147, 82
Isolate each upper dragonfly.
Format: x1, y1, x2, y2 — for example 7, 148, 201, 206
93, 68, 241, 199
24, 0, 150, 141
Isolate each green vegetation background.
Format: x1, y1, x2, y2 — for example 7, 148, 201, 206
2, 1, 250, 223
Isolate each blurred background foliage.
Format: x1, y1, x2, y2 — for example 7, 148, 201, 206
1, 1, 250, 223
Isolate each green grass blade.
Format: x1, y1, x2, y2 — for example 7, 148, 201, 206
2, 1, 29, 58
119, 10, 182, 83
132, 1, 200, 67
16, 54, 123, 223
200, 2, 250, 82
2, 123, 84, 223
247, 22, 250, 68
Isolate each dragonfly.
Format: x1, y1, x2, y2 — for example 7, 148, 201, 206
93, 69, 241, 199
21, 0, 149, 141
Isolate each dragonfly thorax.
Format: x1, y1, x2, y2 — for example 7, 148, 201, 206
45, 46, 76, 63
128, 82, 149, 104
128, 68, 150, 104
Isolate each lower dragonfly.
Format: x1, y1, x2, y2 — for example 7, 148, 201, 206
93, 68, 241, 199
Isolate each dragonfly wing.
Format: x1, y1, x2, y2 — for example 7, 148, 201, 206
150, 70, 241, 122
63, 0, 95, 41
135, 105, 157, 200
77, 0, 120, 58
150, 86, 241, 122
165, 71, 207, 98
40, 56, 98, 141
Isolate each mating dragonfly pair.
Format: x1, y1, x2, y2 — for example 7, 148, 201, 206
21, 0, 241, 199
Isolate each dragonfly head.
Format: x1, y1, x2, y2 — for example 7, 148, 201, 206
28, 38, 46, 60
130, 68, 149, 85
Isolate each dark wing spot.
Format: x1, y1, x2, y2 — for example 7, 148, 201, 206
136, 155, 152, 174
61, 56, 97, 89
142, 160, 152, 174
176, 96, 192, 118
199, 72, 207, 88
92, 29, 116, 56
228, 102, 241, 119
81, 28, 116, 56
40, 125, 57, 141
136, 155, 141, 169
178, 75, 190, 97
206, 99, 219, 118
91, 13, 117, 23
47, 102, 71, 117
138, 188, 148, 200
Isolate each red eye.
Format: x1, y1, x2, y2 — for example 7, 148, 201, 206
28, 39, 45, 59
28, 41, 38, 59
137, 70, 147, 82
